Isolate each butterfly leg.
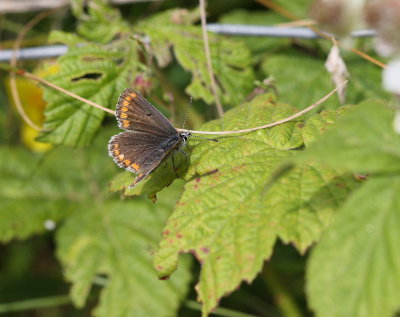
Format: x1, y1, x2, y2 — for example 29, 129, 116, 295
171, 152, 180, 179
179, 148, 189, 168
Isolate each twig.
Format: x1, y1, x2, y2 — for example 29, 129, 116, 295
2, 64, 345, 135
255, 0, 386, 68
0, 295, 71, 313
2, 63, 115, 116
22, 71, 115, 115
2, 63, 344, 135
199, 0, 224, 117
177, 80, 347, 135
9, 9, 59, 131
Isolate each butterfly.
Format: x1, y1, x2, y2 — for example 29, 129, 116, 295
108, 88, 191, 187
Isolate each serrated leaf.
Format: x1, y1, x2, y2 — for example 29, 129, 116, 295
109, 153, 188, 199
302, 106, 352, 146
153, 94, 357, 315
138, 9, 255, 107
307, 176, 400, 317
38, 42, 139, 147
298, 100, 400, 173
76, 0, 129, 43
57, 186, 191, 317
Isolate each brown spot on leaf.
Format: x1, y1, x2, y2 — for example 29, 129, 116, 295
159, 275, 170, 280
200, 247, 210, 254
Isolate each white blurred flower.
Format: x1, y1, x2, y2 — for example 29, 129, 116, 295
383, 59, 400, 94
44, 219, 56, 231
393, 111, 400, 134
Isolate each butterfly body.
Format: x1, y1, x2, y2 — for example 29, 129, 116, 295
108, 88, 190, 187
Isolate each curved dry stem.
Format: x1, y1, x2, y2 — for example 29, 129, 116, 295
22, 71, 115, 115
177, 80, 347, 135
199, 0, 224, 117
9, 7, 66, 132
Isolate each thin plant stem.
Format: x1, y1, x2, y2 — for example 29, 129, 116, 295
0, 295, 71, 313
9, 9, 60, 131
262, 266, 303, 317
199, 0, 224, 117
1, 63, 345, 135
255, 0, 386, 68
21, 69, 115, 115
177, 80, 348, 135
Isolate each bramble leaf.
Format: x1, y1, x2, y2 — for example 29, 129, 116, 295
298, 100, 400, 173
153, 94, 357, 315
38, 0, 138, 147
57, 186, 191, 317
0, 147, 80, 242
38, 42, 139, 147
307, 175, 400, 317
137, 9, 255, 107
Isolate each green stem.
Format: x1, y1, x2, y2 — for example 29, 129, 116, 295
0, 295, 71, 313
185, 300, 258, 317
262, 266, 303, 317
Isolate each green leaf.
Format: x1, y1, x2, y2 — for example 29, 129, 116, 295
298, 100, 400, 173
70, 0, 129, 43
0, 129, 117, 242
38, 42, 139, 147
109, 154, 188, 199
57, 186, 191, 317
0, 147, 78, 242
307, 176, 400, 317
138, 9, 255, 107
77, 0, 129, 43
153, 94, 357, 315
301, 106, 352, 146
261, 52, 389, 111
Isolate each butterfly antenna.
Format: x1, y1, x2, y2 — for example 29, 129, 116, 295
181, 96, 192, 129
191, 134, 219, 143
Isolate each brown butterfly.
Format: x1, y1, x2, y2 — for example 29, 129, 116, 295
108, 88, 191, 187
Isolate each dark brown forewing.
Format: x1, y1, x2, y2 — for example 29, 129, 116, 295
108, 130, 181, 184
115, 88, 177, 137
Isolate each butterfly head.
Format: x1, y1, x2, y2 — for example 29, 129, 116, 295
179, 131, 191, 143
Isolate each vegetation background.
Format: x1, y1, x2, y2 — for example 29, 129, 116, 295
1, 0, 398, 317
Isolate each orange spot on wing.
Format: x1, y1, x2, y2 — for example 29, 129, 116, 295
121, 106, 128, 112
130, 92, 137, 98
120, 113, 128, 119
125, 96, 132, 101
131, 163, 140, 171
122, 101, 129, 107
124, 159, 131, 166
123, 120, 130, 128
113, 150, 120, 156
118, 154, 124, 161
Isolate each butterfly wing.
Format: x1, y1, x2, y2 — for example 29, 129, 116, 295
110, 88, 181, 186
116, 88, 177, 137
109, 131, 181, 186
